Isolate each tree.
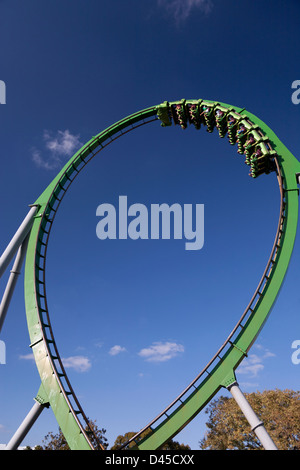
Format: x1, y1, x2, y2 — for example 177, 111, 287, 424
162, 439, 191, 450
37, 420, 108, 450
111, 430, 190, 450
199, 389, 300, 450
111, 432, 138, 450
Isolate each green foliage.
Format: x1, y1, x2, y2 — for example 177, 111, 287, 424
111, 430, 190, 450
37, 420, 108, 450
199, 389, 300, 450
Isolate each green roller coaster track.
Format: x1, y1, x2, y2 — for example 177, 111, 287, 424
3, 99, 300, 450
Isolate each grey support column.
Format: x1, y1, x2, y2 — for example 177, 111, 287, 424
0, 234, 29, 332
5, 400, 46, 450
0, 205, 38, 279
228, 382, 277, 450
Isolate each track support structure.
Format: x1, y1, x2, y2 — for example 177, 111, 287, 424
5, 399, 48, 450
0, 205, 38, 280
0, 204, 39, 332
227, 381, 278, 450
2, 100, 299, 449
0, 234, 30, 332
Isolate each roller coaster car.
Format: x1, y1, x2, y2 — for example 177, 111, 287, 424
156, 101, 277, 180
157, 102, 172, 127
236, 124, 249, 154
227, 114, 238, 145
171, 100, 188, 129
187, 102, 202, 130
215, 107, 228, 138
249, 143, 276, 178
244, 135, 257, 164
201, 104, 215, 133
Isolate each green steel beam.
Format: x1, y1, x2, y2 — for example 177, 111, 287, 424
23, 100, 300, 450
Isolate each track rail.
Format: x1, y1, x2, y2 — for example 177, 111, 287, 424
24, 100, 300, 449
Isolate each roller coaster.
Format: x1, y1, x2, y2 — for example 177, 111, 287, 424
1, 99, 299, 450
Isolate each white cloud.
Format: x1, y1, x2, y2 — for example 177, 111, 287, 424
43, 130, 81, 156
109, 345, 127, 356
62, 355, 91, 372
19, 353, 35, 361
158, 0, 213, 22
237, 345, 275, 378
237, 354, 264, 377
19, 352, 91, 372
32, 129, 82, 170
138, 341, 184, 362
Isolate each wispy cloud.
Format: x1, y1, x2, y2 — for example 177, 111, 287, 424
138, 341, 184, 362
32, 129, 82, 170
237, 345, 275, 378
19, 351, 91, 372
158, 0, 213, 22
19, 353, 34, 361
109, 345, 127, 356
62, 355, 91, 372
237, 354, 265, 377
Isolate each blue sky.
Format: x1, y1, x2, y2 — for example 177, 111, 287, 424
0, 0, 299, 450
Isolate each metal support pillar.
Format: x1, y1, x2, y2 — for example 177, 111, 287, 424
227, 382, 278, 450
0, 234, 29, 332
0, 205, 38, 279
5, 400, 47, 450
